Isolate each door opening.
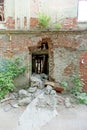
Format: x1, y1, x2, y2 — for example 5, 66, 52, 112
32, 54, 49, 74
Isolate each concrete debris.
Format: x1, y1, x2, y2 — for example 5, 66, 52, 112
18, 97, 32, 106
19, 89, 28, 98
10, 92, 18, 99
64, 97, 72, 108
32, 73, 42, 80
44, 85, 53, 95
28, 87, 37, 93
33, 89, 42, 98
36, 94, 58, 109
30, 75, 44, 89
1, 74, 72, 109
40, 73, 48, 80
15, 93, 58, 130
50, 90, 57, 95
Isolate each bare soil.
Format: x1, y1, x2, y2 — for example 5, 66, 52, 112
41, 104, 87, 130
0, 101, 26, 130
0, 98, 87, 130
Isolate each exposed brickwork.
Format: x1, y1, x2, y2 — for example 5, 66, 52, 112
0, 30, 87, 91
0, 16, 80, 30
62, 17, 77, 28
5, 17, 15, 29
80, 52, 87, 92
30, 17, 38, 28
53, 33, 80, 49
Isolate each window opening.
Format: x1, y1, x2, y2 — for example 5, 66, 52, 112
0, 0, 4, 21
78, 0, 87, 22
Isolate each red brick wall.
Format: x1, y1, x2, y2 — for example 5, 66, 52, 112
0, 30, 87, 91
3, 16, 77, 30
30, 17, 38, 28
80, 52, 87, 92
62, 17, 77, 28
5, 17, 15, 29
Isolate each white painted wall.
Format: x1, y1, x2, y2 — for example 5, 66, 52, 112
4, 0, 30, 29
15, 0, 30, 29
4, 0, 15, 19
30, 0, 39, 18
38, 0, 78, 23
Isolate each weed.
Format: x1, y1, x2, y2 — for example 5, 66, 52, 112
61, 81, 68, 91
54, 23, 62, 29
38, 13, 51, 28
70, 75, 87, 104
70, 75, 83, 94
75, 92, 87, 104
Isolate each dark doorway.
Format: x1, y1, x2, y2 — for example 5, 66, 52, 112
32, 54, 49, 74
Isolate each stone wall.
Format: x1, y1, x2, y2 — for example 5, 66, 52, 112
0, 29, 87, 91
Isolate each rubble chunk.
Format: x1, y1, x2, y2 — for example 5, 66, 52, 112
19, 89, 28, 98
28, 87, 37, 93
18, 97, 32, 106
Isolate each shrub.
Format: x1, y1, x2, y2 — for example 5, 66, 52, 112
0, 58, 26, 99
70, 75, 87, 105
70, 75, 83, 94
76, 92, 87, 104
38, 13, 51, 28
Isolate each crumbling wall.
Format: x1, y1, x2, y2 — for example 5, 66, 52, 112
0, 30, 87, 91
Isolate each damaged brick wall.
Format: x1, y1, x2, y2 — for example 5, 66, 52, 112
0, 30, 87, 91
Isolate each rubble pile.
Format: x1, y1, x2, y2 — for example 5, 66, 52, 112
1, 73, 72, 109
0, 73, 73, 130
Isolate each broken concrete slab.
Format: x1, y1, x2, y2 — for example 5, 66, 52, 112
15, 93, 58, 130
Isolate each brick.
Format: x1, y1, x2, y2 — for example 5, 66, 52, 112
30, 17, 38, 28
62, 17, 77, 28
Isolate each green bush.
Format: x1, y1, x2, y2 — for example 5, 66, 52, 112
70, 75, 87, 105
38, 13, 51, 28
0, 58, 26, 99
76, 92, 87, 104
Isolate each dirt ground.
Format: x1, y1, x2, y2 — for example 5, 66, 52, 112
41, 104, 87, 130
0, 101, 87, 130
0, 101, 26, 130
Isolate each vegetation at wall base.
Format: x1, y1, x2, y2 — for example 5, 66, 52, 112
0, 58, 26, 100
70, 75, 87, 105
60, 81, 68, 91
